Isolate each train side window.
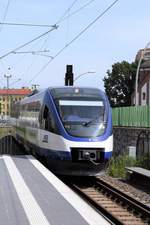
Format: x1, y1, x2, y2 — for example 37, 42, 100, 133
43, 105, 55, 132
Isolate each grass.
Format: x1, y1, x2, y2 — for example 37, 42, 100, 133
107, 154, 150, 178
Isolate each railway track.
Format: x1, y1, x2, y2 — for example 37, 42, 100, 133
65, 177, 150, 225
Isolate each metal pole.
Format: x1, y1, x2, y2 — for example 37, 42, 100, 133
135, 41, 150, 106
32, 84, 40, 90
4, 74, 12, 116
4, 73, 12, 153
74, 71, 95, 82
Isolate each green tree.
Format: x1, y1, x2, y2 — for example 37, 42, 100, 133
103, 61, 137, 107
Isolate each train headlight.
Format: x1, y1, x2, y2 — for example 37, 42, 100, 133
75, 88, 79, 93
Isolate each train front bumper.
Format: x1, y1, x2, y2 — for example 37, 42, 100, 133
46, 158, 109, 176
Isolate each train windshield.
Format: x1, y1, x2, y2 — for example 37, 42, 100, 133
58, 100, 107, 137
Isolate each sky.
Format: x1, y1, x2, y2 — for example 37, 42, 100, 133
0, 0, 150, 91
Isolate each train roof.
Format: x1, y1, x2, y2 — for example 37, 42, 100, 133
19, 86, 106, 105
49, 86, 105, 98
48, 86, 102, 90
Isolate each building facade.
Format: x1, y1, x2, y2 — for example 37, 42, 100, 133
132, 49, 150, 105
138, 64, 150, 105
0, 88, 31, 116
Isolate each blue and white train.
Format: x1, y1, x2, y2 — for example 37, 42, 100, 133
12, 87, 113, 175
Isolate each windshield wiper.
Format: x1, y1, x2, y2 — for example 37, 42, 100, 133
83, 117, 100, 127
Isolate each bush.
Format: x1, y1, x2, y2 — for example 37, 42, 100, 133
107, 155, 136, 178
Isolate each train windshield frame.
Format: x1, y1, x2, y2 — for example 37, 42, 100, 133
50, 88, 107, 138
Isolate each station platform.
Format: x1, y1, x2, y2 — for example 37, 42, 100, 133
0, 155, 110, 225
126, 167, 150, 179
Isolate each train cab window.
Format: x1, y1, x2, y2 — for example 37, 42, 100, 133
43, 105, 55, 132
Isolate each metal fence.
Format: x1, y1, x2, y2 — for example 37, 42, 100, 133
112, 106, 150, 127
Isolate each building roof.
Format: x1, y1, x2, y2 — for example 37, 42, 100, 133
0, 88, 31, 95
135, 48, 150, 62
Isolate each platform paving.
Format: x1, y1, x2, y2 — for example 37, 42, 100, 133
126, 167, 150, 178
0, 155, 110, 225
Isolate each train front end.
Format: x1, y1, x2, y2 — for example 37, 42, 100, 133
49, 87, 113, 176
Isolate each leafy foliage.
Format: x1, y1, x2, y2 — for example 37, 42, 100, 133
103, 61, 137, 107
107, 154, 150, 178
107, 155, 137, 178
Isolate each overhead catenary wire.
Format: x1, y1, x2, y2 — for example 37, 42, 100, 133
12, 37, 48, 69
18, 37, 52, 82
11, 0, 80, 84
54, 0, 119, 58
0, 0, 95, 62
12, 31, 53, 68
30, 0, 90, 61
5, 25, 56, 82
55, 0, 79, 49
56, 0, 79, 24
0, 25, 58, 60
13, 50, 53, 58
32, 53, 53, 58
0, 0, 95, 32
0, 0, 81, 68
0, 0, 95, 70
15, 0, 97, 84
0, 0, 10, 32
0, 0, 11, 71
0, 1, 95, 28
26, 0, 119, 85
12, 50, 50, 54
57, 0, 96, 25
0, 22, 57, 28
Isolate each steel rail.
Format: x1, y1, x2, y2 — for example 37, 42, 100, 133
70, 182, 123, 225
66, 177, 150, 225
95, 178, 150, 219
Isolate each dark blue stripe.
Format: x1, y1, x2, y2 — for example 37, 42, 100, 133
39, 147, 71, 160
105, 151, 112, 159
17, 134, 112, 161
39, 146, 112, 161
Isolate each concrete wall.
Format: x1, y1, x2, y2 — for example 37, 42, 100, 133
113, 127, 150, 158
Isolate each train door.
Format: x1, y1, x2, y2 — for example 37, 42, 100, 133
41, 105, 56, 139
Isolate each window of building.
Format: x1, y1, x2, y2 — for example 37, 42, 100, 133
143, 92, 146, 100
